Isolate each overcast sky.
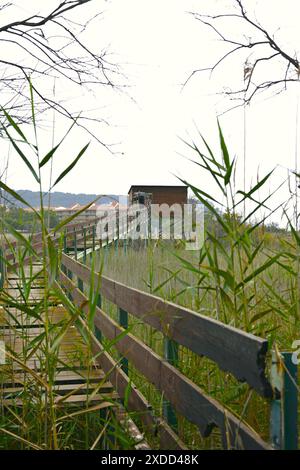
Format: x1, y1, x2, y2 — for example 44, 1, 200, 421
1, 0, 300, 223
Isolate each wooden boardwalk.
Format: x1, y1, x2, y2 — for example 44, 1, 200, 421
1, 221, 297, 450
0, 263, 116, 408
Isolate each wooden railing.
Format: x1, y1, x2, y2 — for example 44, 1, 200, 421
2, 212, 130, 267
1, 220, 298, 450
59, 252, 277, 450
3, 220, 98, 266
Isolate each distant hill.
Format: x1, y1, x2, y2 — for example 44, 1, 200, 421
1, 190, 122, 208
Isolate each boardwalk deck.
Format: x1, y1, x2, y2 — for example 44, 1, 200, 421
0, 260, 150, 450
0, 264, 116, 407
1, 223, 293, 450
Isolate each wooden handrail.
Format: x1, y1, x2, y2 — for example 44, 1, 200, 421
3, 221, 97, 265
2, 219, 97, 252
1, 221, 275, 449
61, 253, 272, 399
58, 269, 271, 450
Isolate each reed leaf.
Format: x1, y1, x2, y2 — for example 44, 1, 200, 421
51, 142, 90, 188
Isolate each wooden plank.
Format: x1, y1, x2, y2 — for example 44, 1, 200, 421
3, 394, 116, 407
0, 359, 92, 372
5, 288, 58, 302
61, 254, 272, 397
1, 334, 84, 346
2, 381, 113, 396
1, 257, 119, 428
0, 305, 71, 328
1, 369, 106, 387
4, 363, 87, 374
58, 272, 271, 450
54, 394, 116, 405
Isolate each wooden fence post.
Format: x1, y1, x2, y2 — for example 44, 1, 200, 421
118, 307, 128, 375
163, 337, 178, 430
270, 350, 298, 449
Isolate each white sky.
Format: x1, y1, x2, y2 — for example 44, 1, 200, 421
1, 0, 300, 222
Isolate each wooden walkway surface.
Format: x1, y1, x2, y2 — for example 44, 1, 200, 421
0, 263, 116, 408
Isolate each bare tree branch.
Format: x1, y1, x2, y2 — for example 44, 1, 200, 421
187, 0, 300, 107
0, 0, 122, 149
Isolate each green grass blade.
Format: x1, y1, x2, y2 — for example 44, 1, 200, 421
237, 170, 274, 201
2, 127, 40, 183
1, 107, 28, 142
236, 254, 281, 289
39, 143, 60, 168
39, 114, 82, 168
217, 119, 230, 170
51, 142, 90, 188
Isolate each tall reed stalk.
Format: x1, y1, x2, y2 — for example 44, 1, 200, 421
0, 80, 132, 450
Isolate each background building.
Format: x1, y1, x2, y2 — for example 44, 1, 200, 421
53, 201, 127, 224
128, 185, 187, 207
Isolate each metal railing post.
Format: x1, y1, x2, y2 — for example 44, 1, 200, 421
0, 248, 4, 290
83, 227, 87, 263
270, 350, 298, 449
78, 277, 84, 292
163, 337, 178, 430
67, 269, 73, 301
118, 307, 128, 375
73, 228, 77, 260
